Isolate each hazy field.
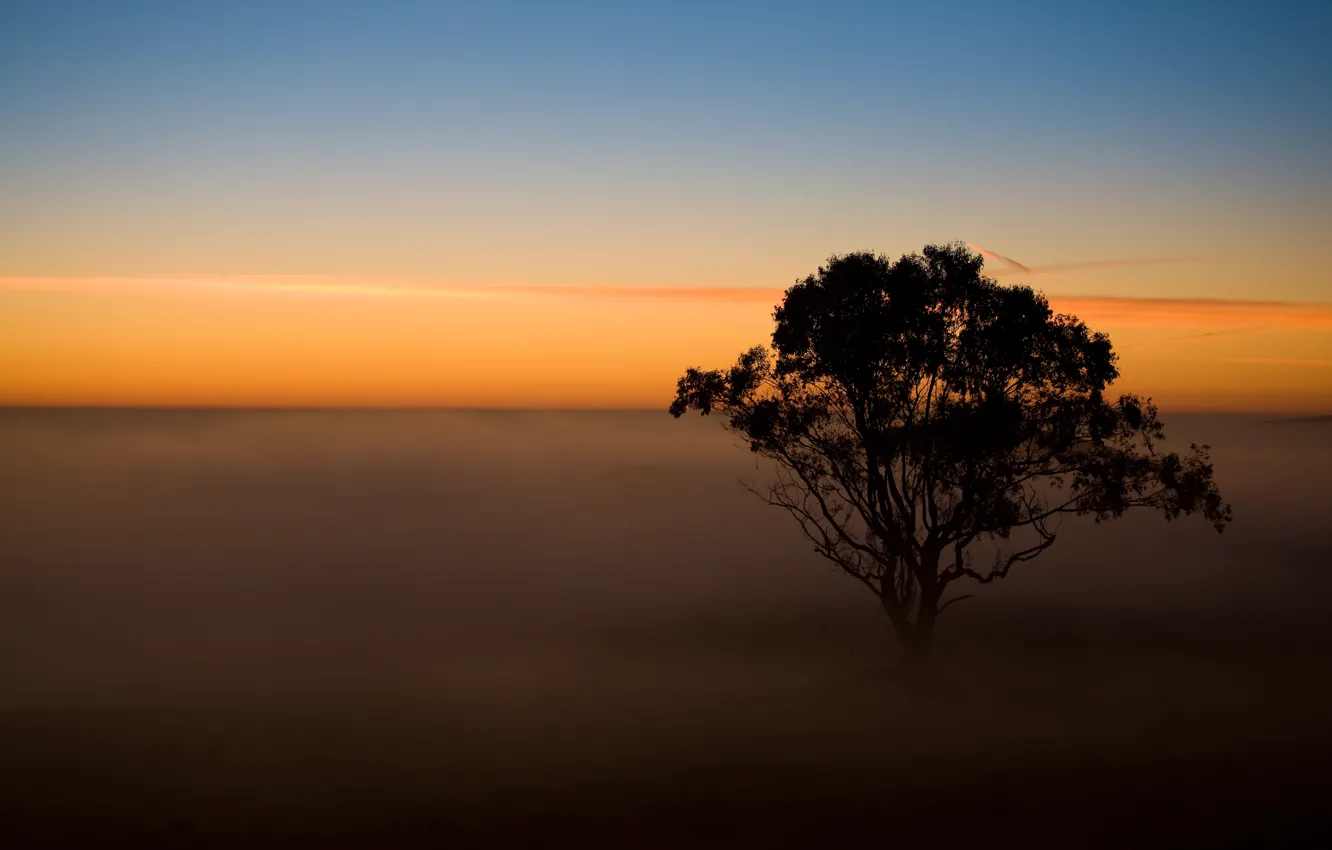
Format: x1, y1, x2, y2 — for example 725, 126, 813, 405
3, 409, 1330, 848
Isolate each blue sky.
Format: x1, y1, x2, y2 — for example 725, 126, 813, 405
2, 0, 1329, 295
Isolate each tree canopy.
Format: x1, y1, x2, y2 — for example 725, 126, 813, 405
670, 243, 1231, 663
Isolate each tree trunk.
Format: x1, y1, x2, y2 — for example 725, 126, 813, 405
881, 579, 939, 676
901, 614, 935, 673
902, 558, 942, 674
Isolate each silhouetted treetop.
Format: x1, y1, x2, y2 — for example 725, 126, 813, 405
670, 243, 1230, 664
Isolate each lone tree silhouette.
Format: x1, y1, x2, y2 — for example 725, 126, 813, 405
670, 243, 1230, 666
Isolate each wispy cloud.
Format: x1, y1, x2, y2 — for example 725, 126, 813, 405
1049, 296, 1332, 330
1228, 357, 1332, 368
966, 243, 1032, 274
1173, 329, 1254, 341
499, 284, 782, 303
0, 275, 785, 304
0, 275, 500, 300
965, 243, 1187, 276
4, 275, 1331, 331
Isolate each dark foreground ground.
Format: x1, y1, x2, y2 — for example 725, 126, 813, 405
6, 606, 1331, 849
4, 410, 1331, 847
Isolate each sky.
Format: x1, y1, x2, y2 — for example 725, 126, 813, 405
2, 0, 1330, 410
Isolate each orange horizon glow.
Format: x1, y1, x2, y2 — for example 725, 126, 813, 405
3, 275, 1330, 414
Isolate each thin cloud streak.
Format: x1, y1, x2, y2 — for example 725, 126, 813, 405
0, 275, 499, 300
965, 243, 1187, 276
4, 276, 1332, 329
0, 276, 784, 304
501, 284, 783, 303
1037, 258, 1190, 273
1229, 357, 1332, 368
1052, 296, 1332, 330
966, 243, 1032, 274
1173, 329, 1253, 341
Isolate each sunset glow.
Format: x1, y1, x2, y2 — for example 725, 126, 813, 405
2, 1, 1328, 413
3, 272, 1329, 411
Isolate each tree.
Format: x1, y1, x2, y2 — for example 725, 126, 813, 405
669, 243, 1231, 667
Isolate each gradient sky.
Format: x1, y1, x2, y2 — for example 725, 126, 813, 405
2, 0, 1330, 410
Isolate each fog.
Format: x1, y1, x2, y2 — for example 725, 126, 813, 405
3, 409, 1330, 847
